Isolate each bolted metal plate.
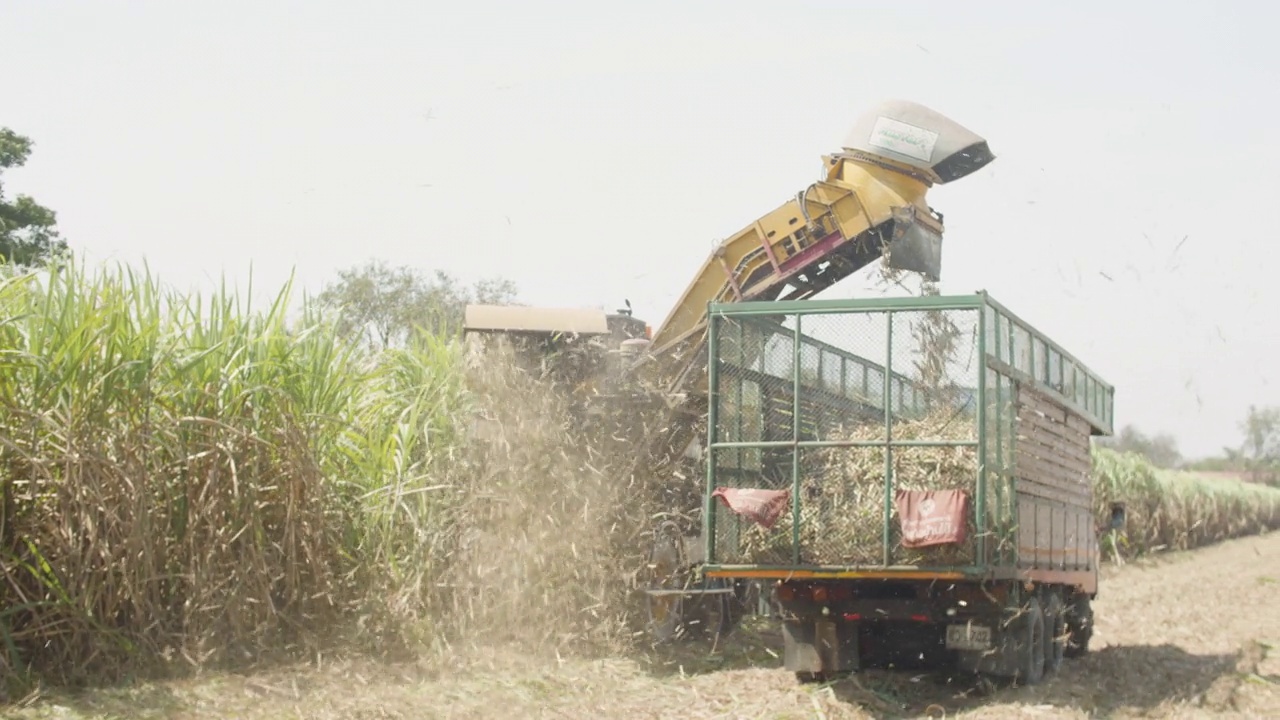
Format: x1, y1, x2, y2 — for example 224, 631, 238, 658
884, 212, 943, 282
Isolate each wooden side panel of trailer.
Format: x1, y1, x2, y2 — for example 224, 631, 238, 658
1013, 383, 1097, 573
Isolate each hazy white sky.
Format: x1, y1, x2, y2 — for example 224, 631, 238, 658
4, 0, 1278, 458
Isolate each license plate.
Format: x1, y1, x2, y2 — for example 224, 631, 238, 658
946, 623, 992, 651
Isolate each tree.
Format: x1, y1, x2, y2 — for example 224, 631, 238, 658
0, 128, 67, 267
315, 259, 518, 350
1183, 447, 1246, 473
1239, 405, 1280, 486
1094, 424, 1182, 468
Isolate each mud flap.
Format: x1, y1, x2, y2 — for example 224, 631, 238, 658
783, 618, 860, 674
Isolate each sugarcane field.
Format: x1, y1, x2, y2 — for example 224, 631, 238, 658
2, 4, 1279, 719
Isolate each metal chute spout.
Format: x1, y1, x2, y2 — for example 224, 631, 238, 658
882, 207, 944, 282
843, 100, 996, 185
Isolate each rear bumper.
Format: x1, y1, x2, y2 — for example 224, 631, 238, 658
704, 565, 1098, 593
704, 566, 974, 581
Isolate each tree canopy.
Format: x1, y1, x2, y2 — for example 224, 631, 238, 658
0, 128, 66, 267
1143, 405, 1280, 487
1238, 405, 1280, 486
315, 259, 518, 349
1094, 424, 1182, 469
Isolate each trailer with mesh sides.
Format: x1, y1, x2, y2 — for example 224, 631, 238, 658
701, 291, 1121, 684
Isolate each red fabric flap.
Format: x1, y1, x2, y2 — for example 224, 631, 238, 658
894, 489, 969, 548
711, 487, 791, 530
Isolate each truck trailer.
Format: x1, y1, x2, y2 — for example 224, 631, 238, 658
700, 291, 1119, 684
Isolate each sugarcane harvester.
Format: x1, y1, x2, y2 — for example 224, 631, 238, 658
463, 100, 999, 641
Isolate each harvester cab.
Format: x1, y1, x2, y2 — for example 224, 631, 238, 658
461, 302, 651, 397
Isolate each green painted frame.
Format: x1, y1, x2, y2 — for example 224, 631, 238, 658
703, 291, 1114, 573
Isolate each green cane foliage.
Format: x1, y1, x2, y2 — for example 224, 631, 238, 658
1092, 447, 1280, 558
0, 259, 473, 687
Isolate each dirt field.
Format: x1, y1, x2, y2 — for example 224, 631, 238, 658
5, 532, 1278, 720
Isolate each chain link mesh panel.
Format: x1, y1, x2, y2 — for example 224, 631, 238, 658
883, 445, 981, 565
885, 307, 981, 440
983, 363, 1018, 566
713, 312, 796, 464
711, 313, 797, 565
710, 448, 796, 566
793, 312, 891, 443
796, 447, 886, 565
984, 301, 1112, 431
708, 295, 1110, 570
779, 308, 981, 566
710, 303, 983, 568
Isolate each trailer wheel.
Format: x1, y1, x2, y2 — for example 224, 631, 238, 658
1063, 593, 1093, 658
1043, 592, 1066, 674
1013, 600, 1046, 686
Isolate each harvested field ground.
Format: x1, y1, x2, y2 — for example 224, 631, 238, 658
5, 532, 1278, 720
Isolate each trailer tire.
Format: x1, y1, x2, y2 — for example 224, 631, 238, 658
1013, 600, 1046, 686
1043, 592, 1066, 674
1063, 593, 1093, 658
